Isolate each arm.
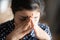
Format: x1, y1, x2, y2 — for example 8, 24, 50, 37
6, 18, 33, 40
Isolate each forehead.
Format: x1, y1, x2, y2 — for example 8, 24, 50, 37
15, 10, 39, 17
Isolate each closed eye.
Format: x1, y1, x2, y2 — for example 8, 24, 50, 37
34, 17, 37, 19
19, 16, 28, 21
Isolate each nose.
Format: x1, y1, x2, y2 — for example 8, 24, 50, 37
28, 16, 33, 20
29, 16, 34, 23
29, 13, 34, 19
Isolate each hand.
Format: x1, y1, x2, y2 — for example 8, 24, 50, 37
6, 18, 33, 40
31, 20, 50, 40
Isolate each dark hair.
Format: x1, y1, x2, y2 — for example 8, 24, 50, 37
11, 0, 44, 15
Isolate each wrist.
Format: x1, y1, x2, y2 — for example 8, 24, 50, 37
6, 31, 16, 40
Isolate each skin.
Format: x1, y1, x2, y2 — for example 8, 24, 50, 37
6, 9, 50, 40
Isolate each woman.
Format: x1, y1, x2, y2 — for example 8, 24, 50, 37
0, 0, 52, 40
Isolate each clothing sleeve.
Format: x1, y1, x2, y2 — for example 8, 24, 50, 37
0, 20, 14, 40
39, 23, 52, 40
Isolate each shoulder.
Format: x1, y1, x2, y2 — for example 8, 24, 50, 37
0, 20, 14, 40
0, 20, 14, 28
38, 23, 51, 34
38, 23, 50, 30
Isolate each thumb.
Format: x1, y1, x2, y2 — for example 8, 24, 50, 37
31, 18, 40, 34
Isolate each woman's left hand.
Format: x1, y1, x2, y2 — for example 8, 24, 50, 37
31, 20, 50, 40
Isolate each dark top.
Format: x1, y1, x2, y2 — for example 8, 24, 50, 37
0, 20, 52, 40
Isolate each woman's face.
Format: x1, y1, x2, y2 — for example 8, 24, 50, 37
14, 10, 40, 26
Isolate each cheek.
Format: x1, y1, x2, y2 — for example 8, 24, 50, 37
34, 13, 40, 21
36, 15, 40, 21
33, 14, 40, 25
34, 17, 40, 24
14, 15, 21, 26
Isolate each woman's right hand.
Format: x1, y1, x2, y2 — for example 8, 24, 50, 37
6, 18, 33, 40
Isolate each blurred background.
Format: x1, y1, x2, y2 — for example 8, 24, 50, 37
40, 0, 60, 40
0, 0, 60, 40
0, 0, 14, 24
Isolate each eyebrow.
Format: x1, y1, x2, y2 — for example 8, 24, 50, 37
20, 16, 28, 18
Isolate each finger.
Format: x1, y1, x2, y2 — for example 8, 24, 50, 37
15, 18, 31, 32
22, 25, 33, 35
33, 25, 41, 38
15, 22, 30, 33
24, 19, 30, 28
18, 26, 33, 39
20, 17, 30, 26
30, 20, 39, 36
21, 18, 31, 29
23, 20, 31, 31
23, 19, 34, 32
15, 18, 30, 29
31, 19, 34, 28
22, 24, 30, 31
